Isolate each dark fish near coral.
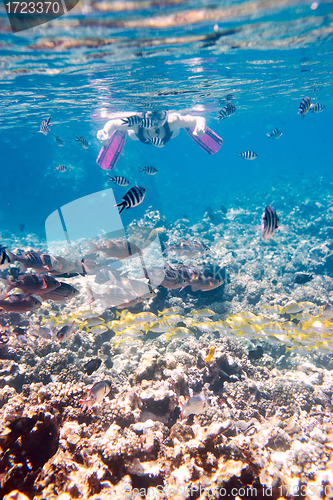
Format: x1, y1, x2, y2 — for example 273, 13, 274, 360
55, 165, 67, 172
84, 358, 102, 375
298, 96, 312, 118
39, 116, 52, 135
19, 223, 25, 232
294, 273, 314, 284
79, 380, 112, 410
0, 246, 11, 267
54, 136, 65, 146
5, 250, 57, 273
75, 135, 89, 149
56, 321, 75, 342
267, 128, 282, 139
248, 345, 264, 360
220, 205, 227, 214
1, 274, 61, 296
238, 150, 257, 160
114, 186, 146, 214
38, 282, 79, 302
121, 115, 142, 126
218, 103, 236, 121
163, 240, 210, 257
139, 166, 157, 175
107, 175, 129, 186
88, 240, 142, 260
0, 294, 41, 313
310, 102, 325, 113
0, 417, 37, 450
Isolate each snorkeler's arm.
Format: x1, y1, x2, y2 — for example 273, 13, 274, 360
168, 113, 206, 136
97, 112, 142, 141
97, 118, 130, 141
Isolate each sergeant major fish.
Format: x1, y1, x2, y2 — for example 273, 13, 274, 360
266, 128, 282, 139
121, 115, 142, 127
144, 137, 165, 147
79, 380, 112, 411
298, 96, 312, 118
310, 103, 325, 113
75, 135, 89, 149
107, 175, 129, 186
39, 117, 52, 135
238, 151, 257, 160
140, 118, 157, 129
115, 186, 146, 214
218, 103, 236, 121
55, 165, 67, 172
257, 205, 289, 241
139, 166, 157, 175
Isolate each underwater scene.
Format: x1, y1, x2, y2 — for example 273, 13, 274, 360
1, 0, 333, 498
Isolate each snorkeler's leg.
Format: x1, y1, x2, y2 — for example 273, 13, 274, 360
96, 130, 127, 170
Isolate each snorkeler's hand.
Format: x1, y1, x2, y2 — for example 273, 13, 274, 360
97, 128, 109, 141
193, 117, 206, 136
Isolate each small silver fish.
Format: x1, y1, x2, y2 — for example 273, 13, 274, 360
29, 323, 53, 340
163, 240, 210, 257
180, 394, 209, 418
54, 136, 65, 146
39, 116, 52, 135
56, 321, 75, 342
79, 380, 112, 410
75, 135, 89, 149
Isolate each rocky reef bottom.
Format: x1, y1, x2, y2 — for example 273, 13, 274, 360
1, 330, 333, 500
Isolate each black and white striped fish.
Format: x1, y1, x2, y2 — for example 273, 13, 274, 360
75, 135, 89, 149
139, 166, 157, 175
121, 115, 142, 127
115, 185, 146, 214
266, 128, 283, 139
238, 150, 257, 160
218, 103, 236, 121
55, 165, 67, 172
298, 96, 312, 118
261, 205, 279, 240
39, 117, 52, 135
140, 118, 157, 129
0, 246, 10, 267
54, 136, 64, 146
107, 175, 129, 186
144, 137, 165, 147
310, 102, 325, 113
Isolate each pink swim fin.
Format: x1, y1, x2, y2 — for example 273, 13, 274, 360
185, 127, 223, 154
96, 130, 127, 170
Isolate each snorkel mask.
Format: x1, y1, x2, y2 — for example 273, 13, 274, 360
144, 110, 168, 131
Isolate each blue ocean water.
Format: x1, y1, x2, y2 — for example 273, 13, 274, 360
0, 0, 332, 240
